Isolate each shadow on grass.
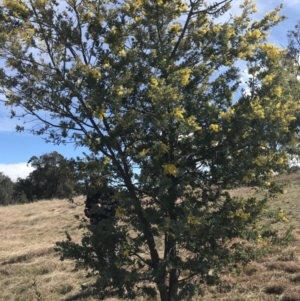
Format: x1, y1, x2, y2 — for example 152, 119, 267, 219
63, 289, 97, 301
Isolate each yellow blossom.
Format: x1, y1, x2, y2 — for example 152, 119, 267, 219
96, 108, 106, 121
111, 26, 117, 34
159, 143, 169, 155
242, 132, 249, 138
252, 155, 266, 166
168, 23, 181, 34
150, 77, 159, 87
103, 62, 110, 69
263, 74, 275, 85
246, 29, 262, 40
163, 164, 178, 175
118, 49, 126, 57
139, 148, 149, 158
173, 107, 185, 119
251, 3, 258, 13
256, 234, 263, 244
219, 111, 228, 118
225, 26, 235, 38
277, 157, 285, 164
187, 116, 201, 131
115, 85, 124, 96
272, 86, 282, 97
227, 210, 250, 221
187, 215, 201, 226
123, 249, 130, 257
210, 124, 219, 132
277, 209, 289, 222
123, 3, 130, 11
179, 69, 192, 85
260, 43, 281, 63
134, 16, 142, 23
103, 156, 110, 165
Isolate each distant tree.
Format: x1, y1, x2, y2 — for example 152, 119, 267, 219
22, 152, 76, 200
1, 0, 300, 300
13, 177, 34, 202
70, 153, 114, 196
287, 20, 300, 68
0, 172, 14, 205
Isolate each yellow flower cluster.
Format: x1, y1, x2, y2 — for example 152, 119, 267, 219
163, 164, 178, 175
118, 49, 126, 57
123, 249, 130, 257
251, 3, 258, 13
179, 69, 192, 86
123, 3, 131, 11
131, 0, 143, 6
210, 124, 219, 132
175, 0, 188, 11
256, 234, 263, 244
277, 209, 289, 223
219, 111, 227, 119
83, 12, 93, 21
186, 116, 201, 131
102, 157, 110, 166
250, 99, 265, 119
139, 148, 149, 158
173, 107, 185, 119
168, 23, 181, 35
272, 86, 282, 98
276, 156, 285, 164
245, 29, 262, 40
94, 108, 106, 121
225, 26, 235, 38
263, 74, 275, 85
259, 43, 282, 63
103, 62, 110, 69
228, 209, 250, 221
252, 155, 267, 167
159, 143, 169, 155
242, 172, 255, 182
150, 77, 159, 87
134, 16, 143, 23
114, 85, 124, 96
187, 215, 201, 226
3, 0, 30, 19
212, 24, 222, 34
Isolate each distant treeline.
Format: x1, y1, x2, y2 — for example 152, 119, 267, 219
0, 151, 106, 205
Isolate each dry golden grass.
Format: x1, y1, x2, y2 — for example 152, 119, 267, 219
1, 173, 300, 300
0, 197, 100, 301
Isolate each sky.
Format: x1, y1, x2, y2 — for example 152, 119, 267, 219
0, 0, 300, 181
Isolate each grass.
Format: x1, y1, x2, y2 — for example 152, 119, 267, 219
1, 173, 300, 300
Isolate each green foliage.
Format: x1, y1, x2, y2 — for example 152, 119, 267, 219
0, 172, 14, 205
287, 20, 300, 68
18, 152, 77, 200
0, 172, 29, 205
1, 0, 300, 300
69, 153, 114, 196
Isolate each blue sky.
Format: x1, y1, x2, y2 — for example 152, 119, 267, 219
0, 0, 300, 181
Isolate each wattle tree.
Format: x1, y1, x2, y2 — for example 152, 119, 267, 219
0, 0, 300, 299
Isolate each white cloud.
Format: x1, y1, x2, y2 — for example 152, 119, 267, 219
0, 163, 34, 182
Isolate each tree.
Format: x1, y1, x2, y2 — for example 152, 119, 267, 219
0, 0, 299, 299
287, 20, 300, 68
19, 152, 76, 200
0, 172, 14, 205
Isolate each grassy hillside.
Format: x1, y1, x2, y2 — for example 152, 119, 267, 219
1, 174, 300, 301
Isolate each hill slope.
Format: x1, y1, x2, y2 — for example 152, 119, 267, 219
1, 174, 300, 301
